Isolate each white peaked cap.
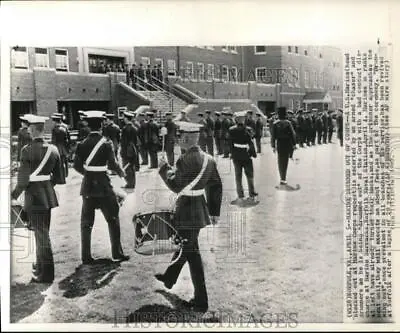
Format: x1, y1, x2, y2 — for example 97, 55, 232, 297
20, 114, 49, 124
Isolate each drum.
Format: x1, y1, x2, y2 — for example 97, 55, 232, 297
11, 204, 30, 230
132, 210, 182, 256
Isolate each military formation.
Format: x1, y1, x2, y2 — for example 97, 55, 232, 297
11, 103, 342, 313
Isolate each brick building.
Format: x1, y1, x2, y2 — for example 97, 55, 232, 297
10, 45, 342, 132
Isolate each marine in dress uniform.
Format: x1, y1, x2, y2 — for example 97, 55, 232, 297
271, 107, 297, 185
296, 109, 306, 147
147, 112, 161, 168
164, 111, 177, 166
255, 113, 264, 154
120, 111, 139, 189
51, 113, 71, 178
73, 111, 129, 264
221, 107, 233, 158
11, 115, 65, 283
229, 111, 258, 203
131, 112, 141, 171
213, 112, 223, 155
321, 110, 329, 144
16, 117, 32, 162
102, 113, 121, 160
245, 111, 256, 138
304, 111, 313, 146
138, 113, 149, 165
315, 111, 324, 144
197, 112, 208, 152
155, 121, 222, 313
336, 109, 343, 146
204, 110, 215, 156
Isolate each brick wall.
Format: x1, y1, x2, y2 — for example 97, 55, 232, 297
10, 70, 35, 101
116, 84, 150, 112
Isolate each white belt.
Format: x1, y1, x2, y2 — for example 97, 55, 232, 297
234, 143, 249, 149
84, 165, 107, 172
179, 189, 205, 197
29, 175, 51, 182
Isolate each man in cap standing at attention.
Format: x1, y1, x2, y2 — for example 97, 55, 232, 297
155, 121, 222, 313
213, 111, 222, 155
197, 112, 207, 152
120, 111, 138, 189
336, 108, 343, 147
163, 111, 178, 166
147, 111, 161, 168
51, 113, 71, 178
255, 113, 264, 154
270, 107, 297, 185
11, 115, 65, 283
16, 115, 32, 162
221, 107, 233, 158
229, 111, 258, 204
103, 113, 121, 161
73, 111, 129, 264
204, 110, 215, 156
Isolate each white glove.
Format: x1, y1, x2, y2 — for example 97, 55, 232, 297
11, 199, 20, 206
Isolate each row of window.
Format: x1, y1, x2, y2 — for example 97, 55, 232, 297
287, 46, 323, 58
11, 47, 69, 71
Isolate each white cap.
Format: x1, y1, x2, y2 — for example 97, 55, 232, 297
175, 121, 203, 133
20, 114, 49, 124
81, 110, 106, 119
234, 110, 248, 118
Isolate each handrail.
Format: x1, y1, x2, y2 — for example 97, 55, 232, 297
133, 74, 170, 99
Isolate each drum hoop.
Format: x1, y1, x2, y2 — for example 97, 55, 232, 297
133, 210, 175, 218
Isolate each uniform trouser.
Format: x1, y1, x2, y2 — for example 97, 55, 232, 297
148, 145, 158, 168
255, 137, 261, 153
165, 142, 175, 166
162, 228, 208, 306
328, 128, 333, 142
277, 143, 292, 181
322, 129, 328, 143
81, 196, 125, 261
317, 130, 323, 144
122, 157, 136, 188
338, 130, 343, 146
198, 139, 207, 153
215, 136, 222, 154
311, 130, 316, 145
223, 138, 231, 157
140, 144, 149, 165
298, 131, 306, 146
233, 159, 256, 198
61, 155, 69, 178
206, 137, 214, 156
30, 208, 54, 281
135, 148, 140, 171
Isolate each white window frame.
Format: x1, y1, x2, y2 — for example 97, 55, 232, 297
55, 48, 69, 72
34, 47, 49, 68
221, 46, 228, 53
141, 57, 150, 66
304, 49, 308, 56
221, 65, 229, 82
228, 46, 238, 54
255, 67, 267, 81
295, 68, 300, 88
11, 46, 29, 69
294, 46, 299, 54
197, 62, 205, 81
254, 46, 266, 55
287, 67, 294, 87
304, 70, 310, 88
186, 61, 194, 80
288, 46, 292, 53
314, 71, 318, 88
167, 59, 176, 76
206, 46, 214, 50
207, 64, 215, 81
319, 72, 324, 88
230, 66, 238, 82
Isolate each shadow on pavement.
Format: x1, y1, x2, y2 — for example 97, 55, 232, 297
10, 282, 51, 323
274, 184, 301, 191
125, 290, 220, 323
58, 258, 120, 299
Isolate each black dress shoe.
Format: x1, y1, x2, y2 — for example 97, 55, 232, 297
112, 254, 130, 262
186, 298, 208, 312
154, 273, 173, 289
31, 274, 53, 284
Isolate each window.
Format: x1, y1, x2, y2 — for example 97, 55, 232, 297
141, 57, 150, 66
319, 72, 324, 88
206, 46, 214, 50
35, 47, 49, 68
207, 64, 214, 81
254, 46, 266, 54
197, 63, 205, 80
222, 46, 228, 52
221, 65, 229, 81
88, 54, 125, 73
11, 46, 28, 69
319, 53, 323, 59
55, 49, 69, 71
314, 71, 318, 88
294, 68, 300, 87
228, 46, 237, 53
230, 66, 238, 82
295, 46, 299, 54
304, 70, 310, 88
290, 99, 294, 110
287, 67, 294, 87
186, 61, 194, 79
167, 59, 176, 76
288, 46, 292, 53
255, 67, 267, 81
155, 58, 163, 70
304, 49, 308, 56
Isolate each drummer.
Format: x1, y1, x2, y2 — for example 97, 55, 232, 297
154, 121, 223, 313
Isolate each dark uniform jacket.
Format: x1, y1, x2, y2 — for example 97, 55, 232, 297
245, 118, 256, 137
221, 118, 233, 139
165, 119, 177, 144
51, 124, 70, 157
17, 127, 32, 161
229, 124, 257, 160
321, 113, 328, 130
297, 115, 307, 132
78, 126, 91, 141
12, 138, 65, 213
73, 132, 123, 197
271, 119, 297, 149
147, 120, 160, 146
255, 119, 264, 138
120, 122, 138, 160
159, 146, 222, 229
138, 120, 149, 146
315, 116, 324, 131
214, 118, 222, 138
205, 117, 215, 137
336, 113, 343, 132
198, 119, 208, 143
327, 114, 334, 129
103, 122, 121, 149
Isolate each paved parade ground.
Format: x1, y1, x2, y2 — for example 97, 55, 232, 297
10, 138, 344, 324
